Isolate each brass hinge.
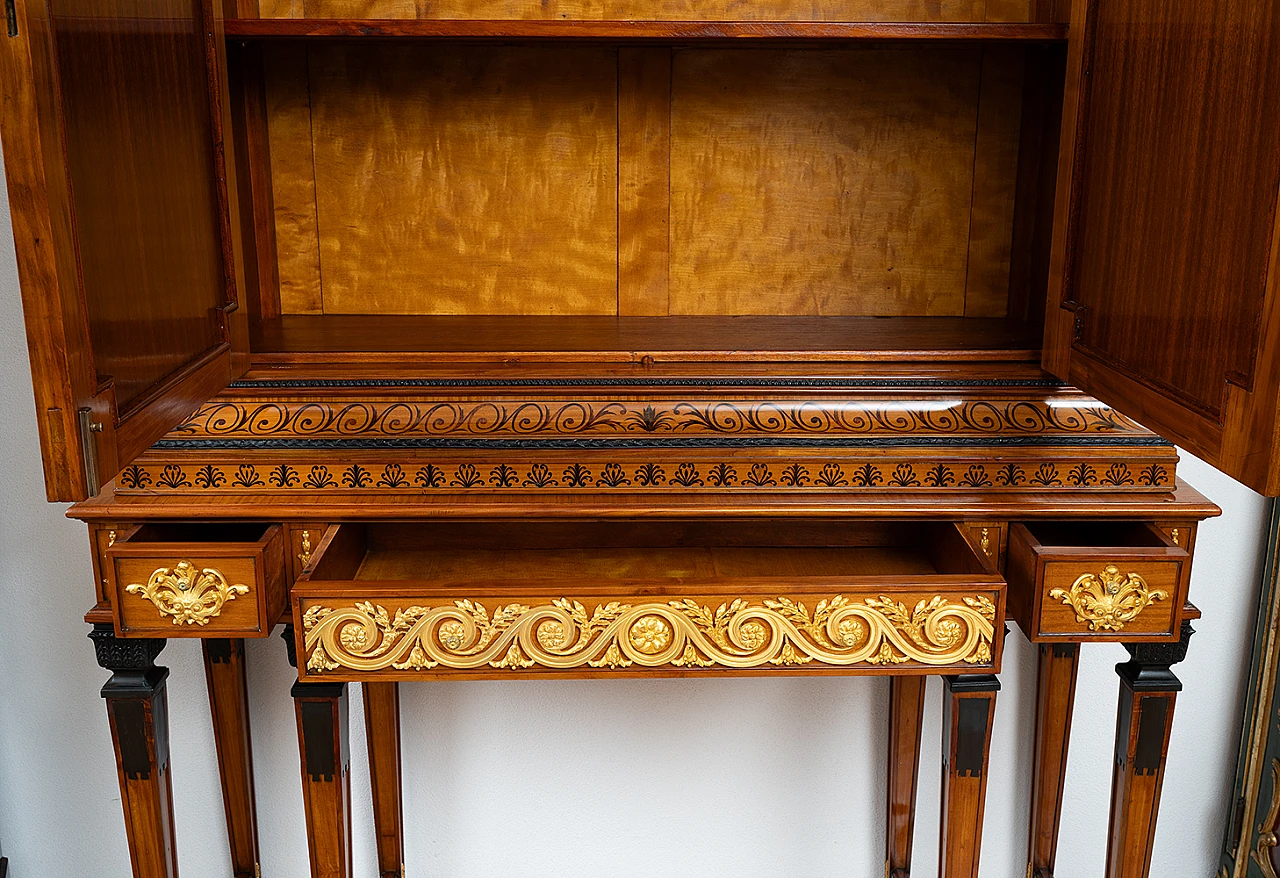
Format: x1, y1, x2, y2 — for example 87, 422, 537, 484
77, 407, 103, 496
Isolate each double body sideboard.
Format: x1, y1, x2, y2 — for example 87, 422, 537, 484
3, 0, 1280, 876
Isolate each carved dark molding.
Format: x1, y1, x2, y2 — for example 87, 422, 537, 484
1116, 621, 1194, 693
89, 623, 166, 673
231, 377, 1069, 389
1124, 620, 1195, 667
155, 435, 1169, 450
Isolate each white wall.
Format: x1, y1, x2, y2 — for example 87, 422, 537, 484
0, 172, 1268, 877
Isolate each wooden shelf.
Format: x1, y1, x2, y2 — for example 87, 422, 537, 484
249, 315, 1042, 364
223, 19, 1068, 41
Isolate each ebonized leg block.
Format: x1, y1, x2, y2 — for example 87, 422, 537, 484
886, 675, 927, 878
293, 680, 352, 878
202, 639, 260, 878
1027, 643, 1081, 878
1105, 623, 1192, 878
89, 624, 177, 878
939, 674, 999, 878
363, 682, 405, 878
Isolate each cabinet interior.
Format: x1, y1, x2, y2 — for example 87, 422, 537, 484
229, 37, 1066, 366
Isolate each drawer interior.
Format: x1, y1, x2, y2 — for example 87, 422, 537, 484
307, 520, 995, 584
124, 522, 275, 545
1020, 520, 1172, 549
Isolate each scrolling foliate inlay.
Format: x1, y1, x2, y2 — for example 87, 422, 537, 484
174, 397, 1150, 440
126, 561, 250, 626
1048, 565, 1168, 632
300, 593, 998, 675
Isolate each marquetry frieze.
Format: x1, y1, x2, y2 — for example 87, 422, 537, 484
127, 386, 1177, 496
170, 392, 1155, 441
116, 452, 1175, 495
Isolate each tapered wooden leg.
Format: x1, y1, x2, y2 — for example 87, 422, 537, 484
939, 675, 999, 878
1027, 643, 1080, 878
364, 682, 405, 878
293, 680, 352, 878
887, 676, 927, 878
203, 639, 260, 878
1105, 623, 1192, 878
89, 625, 177, 878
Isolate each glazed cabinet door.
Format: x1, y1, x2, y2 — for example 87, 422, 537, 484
1044, 0, 1280, 495
0, 0, 248, 501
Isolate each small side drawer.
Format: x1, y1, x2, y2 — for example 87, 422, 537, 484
107, 523, 286, 637
1007, 521, 1189, 642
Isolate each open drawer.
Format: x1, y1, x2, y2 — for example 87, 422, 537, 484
292, 520, 1005, 681
1006, 521, 1190, 642
106, 523, 286, 637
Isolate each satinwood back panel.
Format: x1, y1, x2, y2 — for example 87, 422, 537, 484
668, 48, 1020, 317
51, 0, 230, 410
261, 44, 1027, 321
269, 44, 617, 315
1064, 0, 1280, 421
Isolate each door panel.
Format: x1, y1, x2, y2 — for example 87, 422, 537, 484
1047, 0, 1280, 494
51, 0, 229, 411
0, 0, 243, 500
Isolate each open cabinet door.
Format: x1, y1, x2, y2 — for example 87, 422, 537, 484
0, 0, 249, 501
1044, 0, 1280, 496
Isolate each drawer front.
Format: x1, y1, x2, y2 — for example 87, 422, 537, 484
107, 524, 286, 637
1038, 559, 1181, 637
1007, 522, 1189, 642
295, 585, 1004, 681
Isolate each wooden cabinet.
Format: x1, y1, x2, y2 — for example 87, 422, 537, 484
0, 0, 1267, 875
2, 0, 1279, 496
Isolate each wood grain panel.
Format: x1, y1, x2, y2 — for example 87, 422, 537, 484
249, 315, 1042, 359
617, 48, 671, 317
965, 47, 1025, 317
265, 44, 324, 314
276, 0, 1004, 22
986, 0, 1032, 21
305, 45, 617, 315
1066, 0, 1280, 420
114, 555, 263, 635
1038, 560, 1178, 637
669, 49, 986, 316
261, 0, 303, 20
50, 0, 229, 409
355, 545, 939, 580
228, 42, 282, 321
227, 19, 1068, 38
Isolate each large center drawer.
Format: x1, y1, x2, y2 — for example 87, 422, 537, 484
291, 520, 1005, 681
